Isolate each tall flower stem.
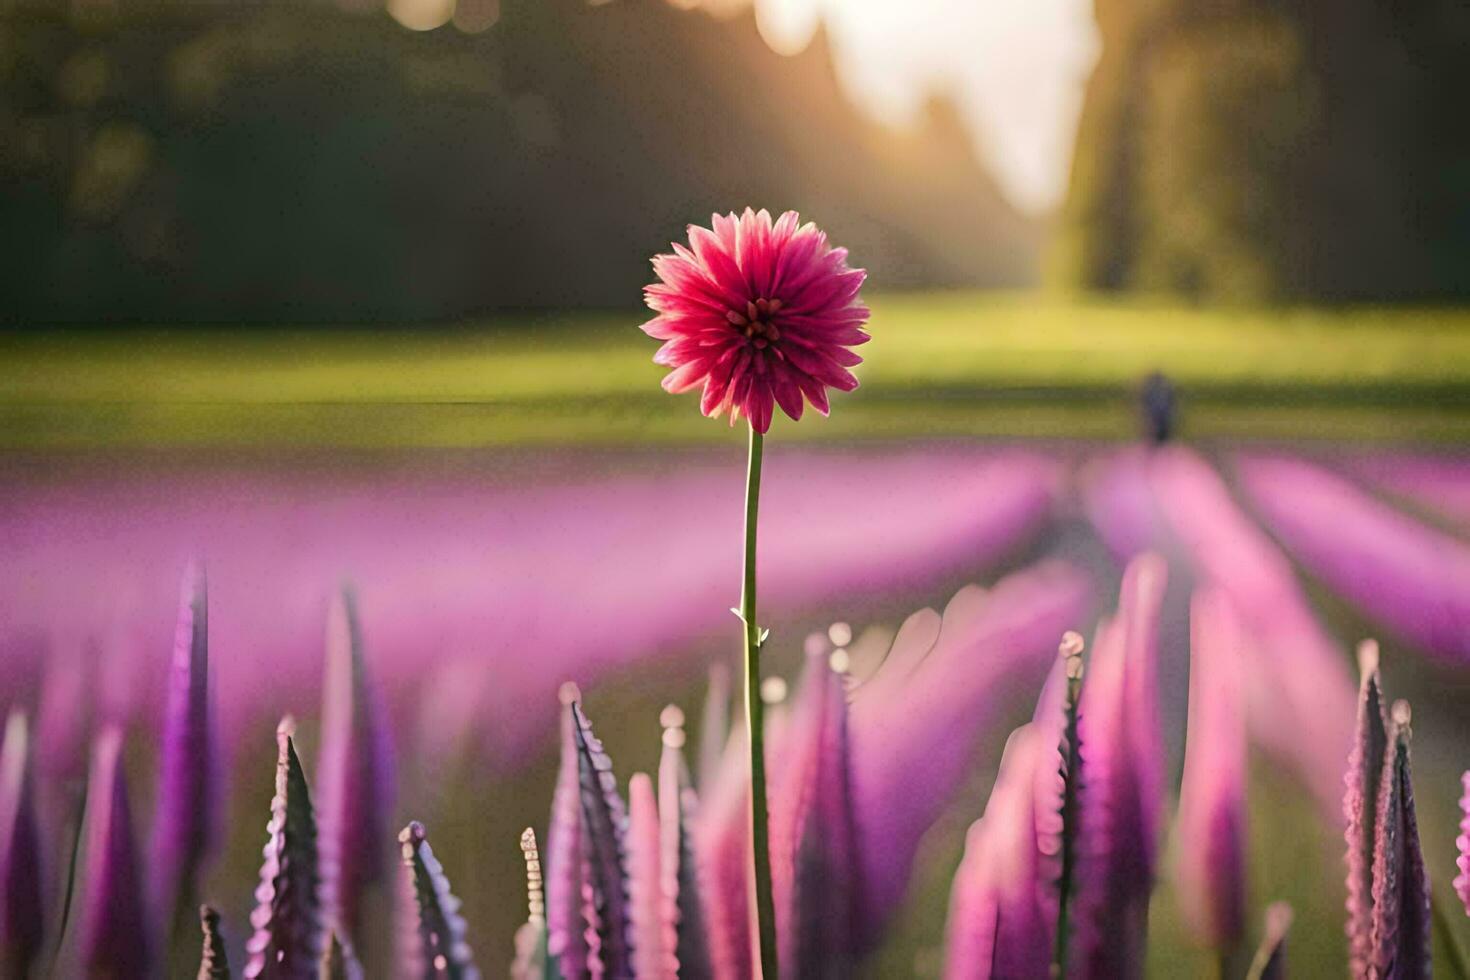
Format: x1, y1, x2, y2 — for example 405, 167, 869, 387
741, 426, 778, 980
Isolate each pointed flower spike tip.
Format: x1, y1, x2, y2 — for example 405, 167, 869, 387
81, 726, 152, 978
1367, 698, 1430, 980
510, 828, 551, 980
1344, 638, 1389, 976
319, 586, 397, 942
198, 904, 232, 980
1456, 771, 1470, 917
1245, 902, 1293, 980
545, 688, 588, 980
399, 820, 482, 980
154, 561, 217, 933
0, 710, 43, 979
319, 930, 365, 980
244, 718, 322, 979
570, 701, 634, 979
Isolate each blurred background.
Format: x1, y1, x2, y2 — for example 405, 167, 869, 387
1, 0, 1468, 977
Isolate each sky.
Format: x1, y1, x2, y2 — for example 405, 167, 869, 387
750, 0, 1101, 214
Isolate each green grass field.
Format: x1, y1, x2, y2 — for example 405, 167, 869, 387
3, 292, 1469, 449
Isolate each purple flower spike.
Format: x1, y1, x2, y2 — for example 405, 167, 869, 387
1174, 589, 1247, 950
1237, 454, 1470, 664
693, 726, 752, 980
657, 707, 710, 980
1456, 771, 1470, 917
545, 683, 589, 980
770, 645, 857, 979
398, 821, 481, 980
1345, 640, 1390, 976
1367, 700, 1430, 980
245, 718, 323, 980
198, 904, 231, 980
848, 558, 1093, 938
80, 726, 152, 979
1246, 902, 1293, 980
626, 773, 670, 979
943, 725, 1053, 980
0, 711, 43, 978
152, 561, 219, 934
511, 828, 551, 980
570, 701, 633, 980
318, 587, 396, 945
1071, 553, 1169, 980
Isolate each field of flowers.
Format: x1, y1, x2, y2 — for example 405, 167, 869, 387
1, 274, 1468, 977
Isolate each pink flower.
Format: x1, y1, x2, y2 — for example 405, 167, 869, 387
641, 209, 869, 433
1456, 771, 1470, 917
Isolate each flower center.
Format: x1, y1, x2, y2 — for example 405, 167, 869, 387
726, 297, 783, 349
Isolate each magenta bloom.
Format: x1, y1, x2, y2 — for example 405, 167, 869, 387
641, 208, 869, 432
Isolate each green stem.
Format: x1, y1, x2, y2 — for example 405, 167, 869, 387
741, 426, 778, 980
1434, 891, 1470, 980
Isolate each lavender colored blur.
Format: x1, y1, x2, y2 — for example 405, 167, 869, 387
150, 562, 218, 939
1069, 555, 1166, 980
0, 448, 1060, 760
79, 726, 152, 978
847, 558, 1092, 938
1237, 454, 1470, 664
0, 711, 43, 978
1084, 445, 1355, 815
317, 588, 397, 947
943, 725, 1053, 980
1173, 588, 1247, 951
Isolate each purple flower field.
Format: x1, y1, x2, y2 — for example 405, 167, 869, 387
0, 441, 1468, 977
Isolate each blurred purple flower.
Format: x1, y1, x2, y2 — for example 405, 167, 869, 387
1070, 554, 1167, 980
942, 724, 1052, 980
625, 773, 669, 979
847, 558, 1092, 939
320, 930, 365, 980
1458, 772, 1470, 918
317, 587, 396, 946
544, 684, 589, 979
1237, 454, 1470, 665
693, 724, 752, 980
80, 726, 151, 979
1173, 588, 1247, 951
0, 711, 43, 978
0, 448, 1059, 762
245, 719, 322, 980
1367, 701, 1430, 979
769, 642, 857, 979
1345, 640, 1390, 976
1345, 452, 1470, 527
1086, 446, 1355, 816
151, 561, 218, 936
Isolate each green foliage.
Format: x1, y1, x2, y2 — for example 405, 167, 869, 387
1057, 0, 1470, 302
0, 0, 1032, 323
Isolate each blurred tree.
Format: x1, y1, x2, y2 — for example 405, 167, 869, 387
0, 0, 1037, 324
1053, 0, 1470, 302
